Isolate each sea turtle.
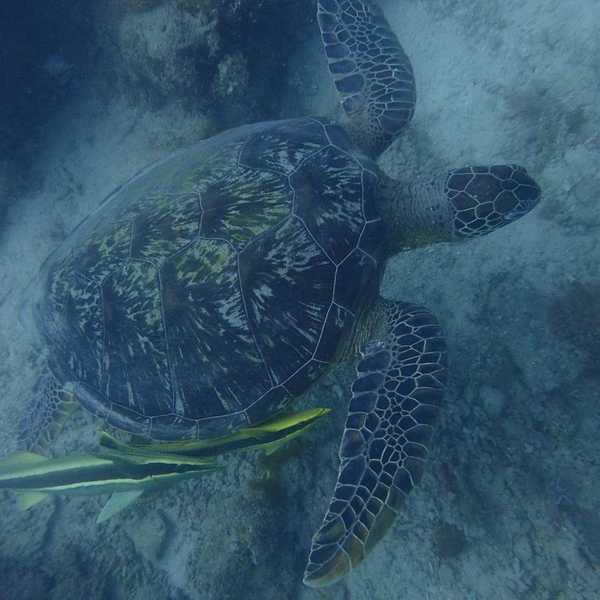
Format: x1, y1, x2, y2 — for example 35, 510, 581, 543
19, 0, 541, 588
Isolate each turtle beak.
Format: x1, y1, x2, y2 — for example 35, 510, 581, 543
502, 165, 541, 220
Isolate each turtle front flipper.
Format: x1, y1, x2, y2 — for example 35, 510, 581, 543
304, 301, 447, 587
317, 0, 416, 156
18, 371, 78, 452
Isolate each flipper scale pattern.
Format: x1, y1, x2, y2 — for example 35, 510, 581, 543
304, 301, 447, 587
317, 0, 416, 156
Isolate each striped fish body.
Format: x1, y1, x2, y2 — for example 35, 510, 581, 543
0, 451, 215, 498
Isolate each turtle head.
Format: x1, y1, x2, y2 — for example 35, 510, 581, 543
446, 165, 541, 239
380, 164, 541, 252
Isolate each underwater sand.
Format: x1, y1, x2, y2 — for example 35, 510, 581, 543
0, 1, 599, 598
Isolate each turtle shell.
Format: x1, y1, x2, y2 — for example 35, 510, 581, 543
38, 117, 386, 440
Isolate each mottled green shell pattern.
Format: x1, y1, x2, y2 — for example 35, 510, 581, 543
38, 118, 386, 440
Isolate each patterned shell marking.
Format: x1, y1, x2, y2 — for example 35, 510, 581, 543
38, 117, 386, 440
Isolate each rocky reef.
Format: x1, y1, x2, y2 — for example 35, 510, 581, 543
0, 0, 314, 225
110, 0, 314, 124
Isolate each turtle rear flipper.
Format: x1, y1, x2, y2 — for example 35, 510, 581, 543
18, 372, 78, 452
304, 301, 447, 587
317, 0, 416, 156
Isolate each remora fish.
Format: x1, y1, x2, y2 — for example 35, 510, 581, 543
0, 449, 217, 523
100, 407, 332, 458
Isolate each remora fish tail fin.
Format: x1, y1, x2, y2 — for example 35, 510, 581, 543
97, 490, 144, 524
17, 491, 49, 511
0, 451, 47, 473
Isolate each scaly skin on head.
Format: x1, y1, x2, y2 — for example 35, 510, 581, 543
377, 164, 541, 255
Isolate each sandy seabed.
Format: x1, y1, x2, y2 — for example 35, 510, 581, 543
0, 1, 598, 598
